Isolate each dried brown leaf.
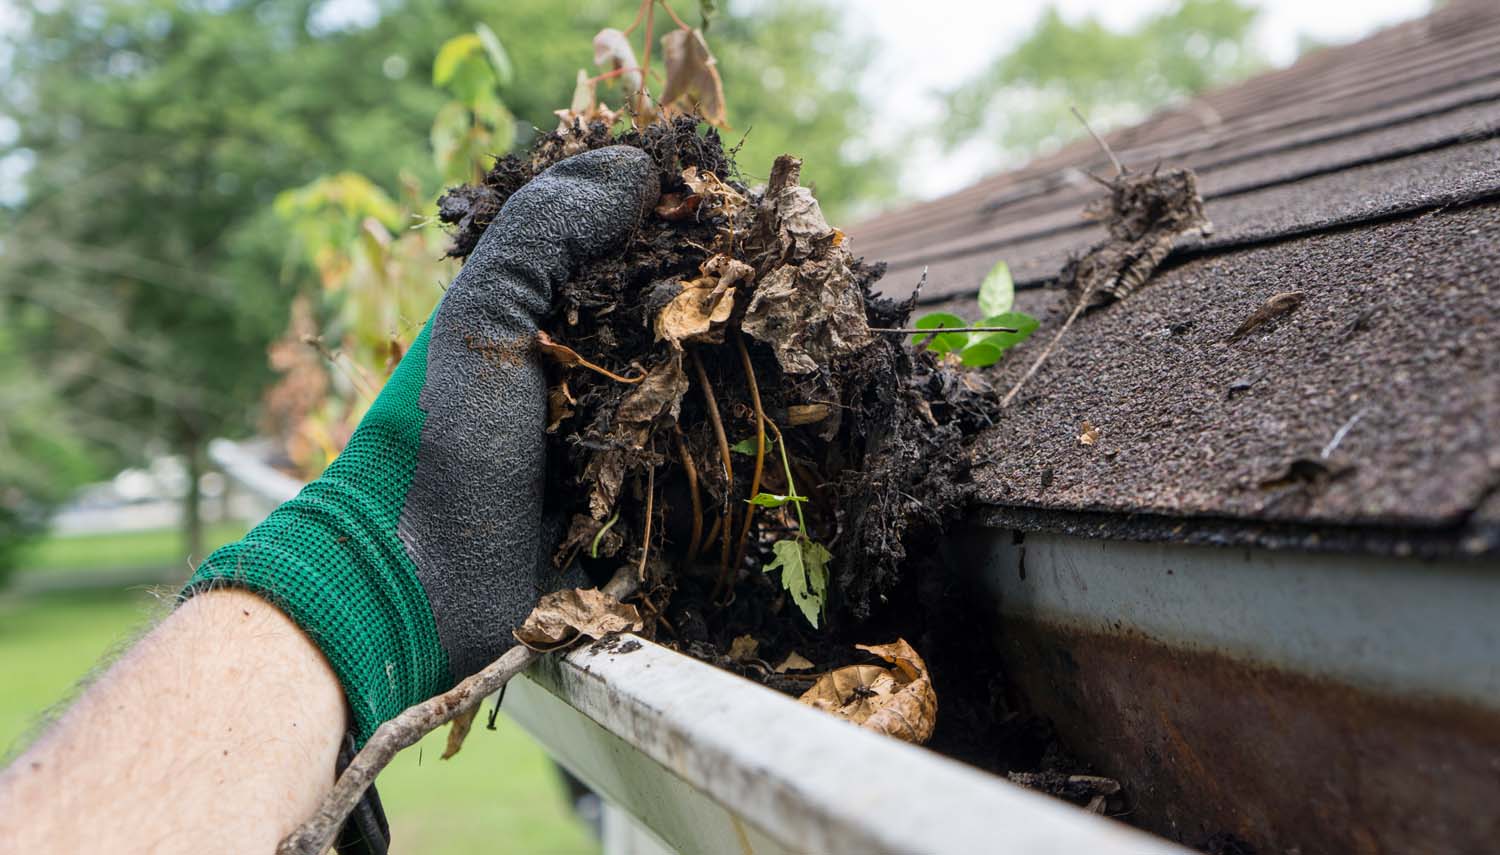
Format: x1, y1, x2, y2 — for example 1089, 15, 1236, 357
659, 28, 727, 127
614, 354, 689, 440
786, 404, 830, 426
798, 638, 937, 744
728, 634, 759, 662
743, 256, 872, 375
442, 705, 480, 760
1078, 420, 1100, 446
1231, 290, 1305, 341
514, 587, 644, 652
775, 651, 815, 673
546, 381, 575, 434
654, 192, 703, 221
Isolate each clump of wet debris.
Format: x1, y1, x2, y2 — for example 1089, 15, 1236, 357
440, 117, 1216, 834
440, 116, 993, 657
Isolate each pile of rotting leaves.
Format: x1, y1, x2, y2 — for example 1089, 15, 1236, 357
437, 116, 995, 730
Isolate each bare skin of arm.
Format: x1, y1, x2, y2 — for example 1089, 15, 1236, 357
0, 590, 347, 854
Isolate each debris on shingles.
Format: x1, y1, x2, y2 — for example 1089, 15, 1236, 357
1001, 164, 1213, 407
798, 639, 938, 745
1230, 290, 1305, 341
1257, 455, 1355, 492
1078, 420, 1100, 446
1006, 770, 1123, 815
1073, 167, 1213, 308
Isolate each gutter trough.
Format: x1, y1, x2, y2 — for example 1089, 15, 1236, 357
212, 439, 1499, 853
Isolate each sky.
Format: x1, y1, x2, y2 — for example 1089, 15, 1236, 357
854, 0, 1431, 199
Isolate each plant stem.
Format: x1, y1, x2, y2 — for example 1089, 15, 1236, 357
673, 424, 703, 562
689, 348, 734, 581
658, 0, 694, 30
764, 420, 806, 535
731, 332, 766, 575
637, 463, 655, 581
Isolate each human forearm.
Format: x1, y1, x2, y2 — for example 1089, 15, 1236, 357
0, 590, 347, 854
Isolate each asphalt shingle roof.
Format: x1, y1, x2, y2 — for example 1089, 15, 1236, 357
849, 0, 1500, 554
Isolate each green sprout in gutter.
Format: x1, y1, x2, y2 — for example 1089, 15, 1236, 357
911, 261, 1039, 368
745, 423, 830, 628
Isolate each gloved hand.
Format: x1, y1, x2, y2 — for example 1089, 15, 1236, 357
187, 146, 660, 744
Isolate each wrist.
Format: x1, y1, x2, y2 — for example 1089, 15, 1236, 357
185, 322, 454, 743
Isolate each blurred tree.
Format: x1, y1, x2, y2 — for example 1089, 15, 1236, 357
942, 0, 1262, 161
0, 0, 889, 573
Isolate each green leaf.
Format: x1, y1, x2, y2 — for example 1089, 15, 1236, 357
973, 311, 1040, 350
430, 101, 469, 175
433, 33, 482, 86
729, 437, 758, 455
446, 55, 497, 109
959, 340, 1004, 368
474, 23, 514, 88
763, 539, 830, 628
910, 312, 969, 355
978, 260, 1014, 317
747, 492, 807, 509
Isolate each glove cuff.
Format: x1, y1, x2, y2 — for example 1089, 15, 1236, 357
184, 322, 452, 744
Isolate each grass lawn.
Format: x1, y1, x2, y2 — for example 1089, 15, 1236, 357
1, 537, 599, 854
13, 522, 248, 578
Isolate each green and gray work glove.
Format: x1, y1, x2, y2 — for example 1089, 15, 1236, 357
186, 147, 660, 744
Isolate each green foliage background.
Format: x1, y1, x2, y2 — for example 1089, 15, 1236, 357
943, 0, 1261, 158
0, 0, 894, 570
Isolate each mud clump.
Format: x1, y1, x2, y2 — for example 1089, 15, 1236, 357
438, 116, 996, 684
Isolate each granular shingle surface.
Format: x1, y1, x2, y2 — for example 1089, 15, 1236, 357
849, 0, 1500, 551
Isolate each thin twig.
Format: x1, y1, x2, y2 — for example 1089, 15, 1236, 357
1001, 286, 1094, 408
673, 425, 703, 562
689, 349, 734, 580
658, 0, 694, 30
1072, 105, 1124, 177
621, 0, 650, 35
870, 325, 1020, 335
639, 1, 656, 90
278, 569, 638, 855
1321, 408, 1367, 459
726, 333, 766, 597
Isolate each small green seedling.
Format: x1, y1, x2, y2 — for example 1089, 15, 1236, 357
744, 429, 830, 628
910, 261, 1039, 368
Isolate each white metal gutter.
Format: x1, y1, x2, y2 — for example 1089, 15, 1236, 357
508, 636, 1189, 855
211, 439, 1189, 853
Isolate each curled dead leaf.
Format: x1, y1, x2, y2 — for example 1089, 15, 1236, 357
514, 587, 644, 652
654, 255, 753, 347
798, 638, 937, 744
614, 354, 689, 443
654, 192, 703, 221
743, 256, 872, 375
660, 28, 727, 127
547, 381, 576, 433
728, 634, 760, 662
